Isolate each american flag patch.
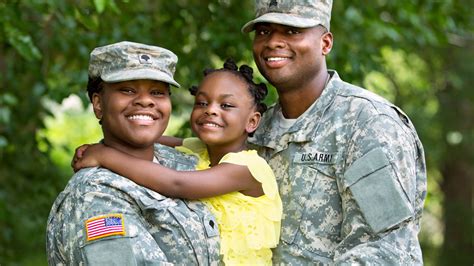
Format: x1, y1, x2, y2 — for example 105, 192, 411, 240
85, 214, 126, 241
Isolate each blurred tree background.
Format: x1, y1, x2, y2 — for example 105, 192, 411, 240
0, 0, 472, 265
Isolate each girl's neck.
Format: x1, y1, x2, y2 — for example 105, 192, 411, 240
206, 141, 247, 167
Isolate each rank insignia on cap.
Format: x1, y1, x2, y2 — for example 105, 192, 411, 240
139, 54, 152, 64
269, 0, 278, 7
85, 214, 126, 241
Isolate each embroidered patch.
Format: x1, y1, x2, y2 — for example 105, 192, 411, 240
85, 214, 126, 241
293, 151, 336, 164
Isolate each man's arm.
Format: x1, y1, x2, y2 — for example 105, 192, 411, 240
334, 113, 425, 264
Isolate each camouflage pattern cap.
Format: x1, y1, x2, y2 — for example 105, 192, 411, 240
242, 0, 332, 33
89, 41, 180, 87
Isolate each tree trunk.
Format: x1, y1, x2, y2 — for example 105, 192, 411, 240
440, 162, 473, 265
439, 39, 473, 265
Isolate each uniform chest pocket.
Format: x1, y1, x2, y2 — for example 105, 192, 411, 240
289, 148, 338, 209
137, 195, 214, 264
280, 156, 341, 257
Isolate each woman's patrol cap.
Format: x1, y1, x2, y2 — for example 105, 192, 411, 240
88, 41, 180, 87
241, 0, 333, 33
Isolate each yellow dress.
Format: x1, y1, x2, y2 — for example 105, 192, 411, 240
176, 138, 282, 265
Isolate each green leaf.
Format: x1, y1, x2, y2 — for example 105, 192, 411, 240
93, 0, 108, 14
1, 93, 18, 106
0, 107, 11, 124
4, 24, 42, 62
0, 135, 7, 148
74, 7, 99, 31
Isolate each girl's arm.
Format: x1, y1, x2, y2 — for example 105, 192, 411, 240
156, 136, 183, 147
73, 144, 263, 199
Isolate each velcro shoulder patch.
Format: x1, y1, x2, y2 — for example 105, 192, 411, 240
85, 214, 126, 241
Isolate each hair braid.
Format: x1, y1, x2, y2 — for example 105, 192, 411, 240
189, 58, 268, 115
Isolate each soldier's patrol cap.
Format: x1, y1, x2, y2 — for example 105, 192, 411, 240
241, 0, 332, 33
89, 41, 180, 87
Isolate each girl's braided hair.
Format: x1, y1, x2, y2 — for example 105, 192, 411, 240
189, 58, 268, 115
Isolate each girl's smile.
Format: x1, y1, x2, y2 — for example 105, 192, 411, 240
190, 71, 260, 155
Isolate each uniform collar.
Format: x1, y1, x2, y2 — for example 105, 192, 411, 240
250, 70, 341, 150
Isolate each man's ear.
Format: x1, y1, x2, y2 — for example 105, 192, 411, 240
91, 93, 103, 121
321, 31, 333, 55
245, 111, 261, 134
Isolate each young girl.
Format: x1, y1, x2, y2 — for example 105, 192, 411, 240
73, 59, 282, 265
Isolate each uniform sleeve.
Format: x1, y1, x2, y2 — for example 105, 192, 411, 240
77, 190, 170, 265
47, 169, 172, 265
46, 191, 69, 265
334, 113, 425, 264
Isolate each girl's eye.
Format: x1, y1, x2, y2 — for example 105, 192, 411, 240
151, 90, 167, 97
195, 101, 208, 107
221, 103, 234, 109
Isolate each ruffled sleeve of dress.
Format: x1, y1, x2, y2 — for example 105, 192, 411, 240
220, 150, 280, 201
175, 137, 210, 170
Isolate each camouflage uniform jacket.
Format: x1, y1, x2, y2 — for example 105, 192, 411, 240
249, 71, 427, 265
46, 144, 220, 265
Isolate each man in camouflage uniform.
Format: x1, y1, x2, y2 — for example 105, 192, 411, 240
243, 0, 427, 264
46, 41, 220, 265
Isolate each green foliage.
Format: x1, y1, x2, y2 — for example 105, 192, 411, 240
0, 0, 472, 264
37, 96, 103, 176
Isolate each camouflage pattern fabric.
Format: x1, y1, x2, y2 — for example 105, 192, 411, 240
46, 143, 221, 265
242, 0, 332, 32
88, 41, 180, 87
249, 71, 427, 265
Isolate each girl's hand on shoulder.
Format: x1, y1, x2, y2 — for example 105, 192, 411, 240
71, 144, 91, 172
71, 143, 105, 172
